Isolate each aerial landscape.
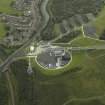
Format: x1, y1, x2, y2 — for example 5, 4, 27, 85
0, 0, 105, 105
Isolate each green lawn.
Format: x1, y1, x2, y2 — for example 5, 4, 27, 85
0, 0, 23, 16
0, 22, 6, 38
70, 36, 105, 47
53, 36, 105, 48
69, 51, 87, 69
91, 6, 105, 35
52, 23, 61, 36
0, 0, 18, 14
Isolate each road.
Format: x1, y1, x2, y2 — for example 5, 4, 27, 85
5, 70, 16, 105
69, 45, 105, 50
1, 57, 16, 105
63, 94, 105, 105
0, 0, 50, 72
57, 45, 105, 51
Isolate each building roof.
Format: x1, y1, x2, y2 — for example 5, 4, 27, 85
36, 48, 71, 69
83, 25, 97, 38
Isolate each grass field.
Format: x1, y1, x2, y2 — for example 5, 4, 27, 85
91, 6, 105, 35
70, 36, 105, 47
52, 24, 61, 36
0, 0, 18, 14
0, 22, 6, 38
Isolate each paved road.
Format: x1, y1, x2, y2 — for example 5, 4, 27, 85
69, 46, 105, 50
63, 95, 105, 105
0, 0, 50, 72
41, 0, 50, 28
56, 45, 105, 51
5, 70, 16, 105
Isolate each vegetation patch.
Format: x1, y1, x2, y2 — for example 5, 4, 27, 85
11, 60, 34, 105
54, 30, 82, 43
50, 0, 104, 22
42, 0, 105, 41
10, 50, 105, 105
70, 36, 105, 47
0, 0, 19, 14
0, 73, 9, 105
92, 7, 105, 35
0, 22, 6, 38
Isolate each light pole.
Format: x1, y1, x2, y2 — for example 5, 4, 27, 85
27, 56, 33, 74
